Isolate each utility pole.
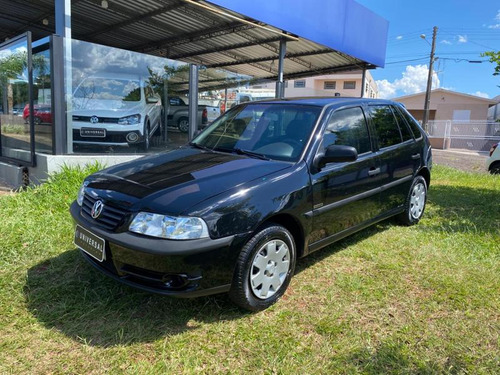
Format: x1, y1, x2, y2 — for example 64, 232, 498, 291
422, 26, 438, 132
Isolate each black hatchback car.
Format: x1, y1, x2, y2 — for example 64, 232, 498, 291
71, 97, 431, 311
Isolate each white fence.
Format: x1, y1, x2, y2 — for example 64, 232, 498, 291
427, 120, 500, 151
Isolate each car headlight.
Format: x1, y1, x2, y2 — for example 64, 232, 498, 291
129, 212, 209, 240
118, 114, 141, 125
77, 181, 89, 206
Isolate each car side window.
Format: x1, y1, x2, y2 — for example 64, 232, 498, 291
369, 105, 402, 148
169, 97, 182, 106
396, 106, 424, 139
390, 105, 413, 141
322, 107, 371, 154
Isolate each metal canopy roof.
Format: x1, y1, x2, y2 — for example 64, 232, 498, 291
0, 0, 388, 91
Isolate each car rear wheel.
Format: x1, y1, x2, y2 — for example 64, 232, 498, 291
26, 116, 42, 125
229, 224, 296, 311
489, 162, 500, 174
397, 175, 427, 226
178, 117, 189, 133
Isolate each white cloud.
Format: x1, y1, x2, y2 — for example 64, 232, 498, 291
469, 91, 490, 98
376, 64, 440, 99
376, 79, 397, 99
486, 10, 500, 28
396, 35, 403, 40
441, 40, 452, 45
457, 35, 468, 43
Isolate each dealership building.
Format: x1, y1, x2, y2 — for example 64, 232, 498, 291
0, 0, 387, 188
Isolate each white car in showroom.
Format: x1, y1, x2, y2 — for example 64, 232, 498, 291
72, 74, 162, 150
487, 142, 500, 174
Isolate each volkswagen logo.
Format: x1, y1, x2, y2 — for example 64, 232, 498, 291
90, 116, 99, 124
91, 200, 104, 219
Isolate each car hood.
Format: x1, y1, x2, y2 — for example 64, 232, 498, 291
72, 100, 143, 117
87, 148, 291, 215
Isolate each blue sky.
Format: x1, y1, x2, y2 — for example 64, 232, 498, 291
356, 0, 500, 99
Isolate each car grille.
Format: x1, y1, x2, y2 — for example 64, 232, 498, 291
72, 115, 120, 123
81, 194, 128, 230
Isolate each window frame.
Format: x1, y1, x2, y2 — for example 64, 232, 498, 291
294, 80, 306, 88
324, 81, 336, 90
343, 81, 356, 90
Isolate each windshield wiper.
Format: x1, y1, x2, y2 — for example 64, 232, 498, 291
233, 148, 270, 160
189, 142, 213, 152
211, 146, 269, 160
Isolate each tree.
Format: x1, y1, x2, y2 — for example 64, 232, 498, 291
481, 51, 500, 76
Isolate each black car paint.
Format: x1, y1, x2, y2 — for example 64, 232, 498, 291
70, 98, 431, 297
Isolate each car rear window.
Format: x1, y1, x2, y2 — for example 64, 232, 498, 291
368, 105, 403, 148
396, 106, 424, 139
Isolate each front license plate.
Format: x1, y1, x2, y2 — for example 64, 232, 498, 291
80, 128, 106, 137
74, 225, 106, 262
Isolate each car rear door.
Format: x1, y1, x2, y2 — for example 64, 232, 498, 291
367, 104, 419, 213
309, 106, 383, 244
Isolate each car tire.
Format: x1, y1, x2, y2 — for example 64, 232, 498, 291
397, 175, 427, 226
178, 117, 189, 133
140, 122, 150, 151
26, 116, 42, 125
489, 162, 500, 175
229, 224, 296, 312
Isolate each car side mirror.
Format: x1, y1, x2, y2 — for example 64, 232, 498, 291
147, 97, 159, 104
316, 145, 358, 169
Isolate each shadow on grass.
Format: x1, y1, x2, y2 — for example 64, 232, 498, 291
295, 220, 394, 275
24, 222, 392, 348
24, 250, 248, 347
425, 185, 499, 236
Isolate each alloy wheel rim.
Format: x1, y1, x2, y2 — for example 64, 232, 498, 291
179, 120, 188, 132
250, 239, 290, 300
410, 182, 426, 219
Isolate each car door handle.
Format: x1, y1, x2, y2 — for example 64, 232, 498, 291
368, 167, 380, 176
411, 153, 421, 160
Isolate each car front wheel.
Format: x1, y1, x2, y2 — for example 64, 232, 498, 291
229, 224, 296, 311
398, 175, 427, 226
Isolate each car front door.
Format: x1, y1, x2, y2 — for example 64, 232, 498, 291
309, 106, 383, 245
367, 105, 419, 213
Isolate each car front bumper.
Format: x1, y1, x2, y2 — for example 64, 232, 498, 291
70, 201, 247, 297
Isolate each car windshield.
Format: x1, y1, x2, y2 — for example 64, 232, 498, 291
192, 103, 322, 162
73, 78, 141, 110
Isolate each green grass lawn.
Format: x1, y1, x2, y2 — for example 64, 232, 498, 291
0, 165, 498, 374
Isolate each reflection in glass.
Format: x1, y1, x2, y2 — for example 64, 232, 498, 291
32, 48, 52, 154
0, 36, 33, 163
68, 39, 190, 155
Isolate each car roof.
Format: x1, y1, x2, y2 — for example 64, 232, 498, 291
247, 97, 398, 108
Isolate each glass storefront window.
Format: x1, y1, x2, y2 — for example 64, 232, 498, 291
0, 34, 34, 164
66, 39, 190, 154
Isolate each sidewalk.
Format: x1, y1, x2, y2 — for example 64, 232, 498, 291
0, 180, 14, 196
